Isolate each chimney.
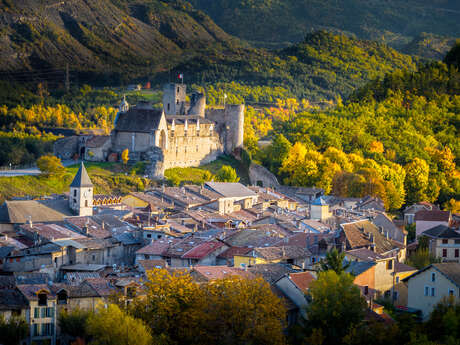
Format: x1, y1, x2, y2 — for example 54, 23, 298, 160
82, 225, 88, 235
378, 226, 384, 234
27, 216, 33, 228
101, 221, 105, 230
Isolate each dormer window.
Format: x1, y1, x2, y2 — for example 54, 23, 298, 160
57, 290, 68, 305
38, 293, 47, 306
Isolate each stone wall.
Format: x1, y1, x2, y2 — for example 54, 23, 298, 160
248, 163, 280, 188
112, 131, 154, 153
206, 104, 244, 154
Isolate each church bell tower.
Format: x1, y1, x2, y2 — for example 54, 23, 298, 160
69, 162, 94, 216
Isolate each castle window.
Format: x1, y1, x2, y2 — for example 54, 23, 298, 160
167, 103, 170, 111
177, 87, 179, 93
196, 145, 199, 152
74, 190, 77, 197
85, 200, 88, 207
177, 99, 179, 104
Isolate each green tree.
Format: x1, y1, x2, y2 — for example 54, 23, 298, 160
216, 165, 240, 182
58, 308, 92, 343
425, 296, 460, 344
405, 248, 441, 270
320, 248, 350, 274
36, 155, 65, 176
86, 304, 152, 345
0, 315, 29, 345
306, 271, 367, 345
121, 148, 129, 165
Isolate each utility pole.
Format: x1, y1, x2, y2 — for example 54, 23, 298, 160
65, 63, 70, 93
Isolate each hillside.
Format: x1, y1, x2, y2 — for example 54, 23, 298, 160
188, 0, 460, 52
0, 0, 237, 82
162, 31, 417, 101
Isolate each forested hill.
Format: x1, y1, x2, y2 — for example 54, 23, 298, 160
188, 0, 460, 53
0, 0, 237, 82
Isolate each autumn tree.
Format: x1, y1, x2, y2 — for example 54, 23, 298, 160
121, 148, 129, 165
216, 165, 240, 182
404, 158, 430, 204
0, 315, 29, 345
306, 271, 367, 345
86, 304, 152, 345
37, 155, 65, 176
130, 268, 286, 345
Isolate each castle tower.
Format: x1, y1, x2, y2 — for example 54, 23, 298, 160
69, 162, 93, 216
163, 83, 186, 115
188, 92, 206, 117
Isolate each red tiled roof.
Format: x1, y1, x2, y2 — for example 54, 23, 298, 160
217, 246, 252, 259
415, 210, 450, 222
136, 240, 176, 255
289, 272, 316, 291
192, 266, 255, 281
182, 240, 225, 259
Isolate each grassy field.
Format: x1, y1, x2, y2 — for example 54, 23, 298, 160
0, 162, 149, 203
164, 155, 249, 186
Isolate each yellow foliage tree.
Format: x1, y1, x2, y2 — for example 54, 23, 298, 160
121, 149, 129, 165
130, 268, 286, 345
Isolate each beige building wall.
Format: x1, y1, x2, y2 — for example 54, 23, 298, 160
407, 267, 460, 318
310, 205, 331, 222
431, 238, 460, 262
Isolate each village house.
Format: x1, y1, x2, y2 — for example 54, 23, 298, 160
404, 202, 440, 225
415, 210, 451, 237
421, 225, 460, 262
404, 263, 460, 319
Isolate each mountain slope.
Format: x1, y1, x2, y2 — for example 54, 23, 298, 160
0, 0, 237, 79
188, 0, 460, 50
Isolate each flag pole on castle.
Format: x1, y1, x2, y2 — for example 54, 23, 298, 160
178, 73, 183, 84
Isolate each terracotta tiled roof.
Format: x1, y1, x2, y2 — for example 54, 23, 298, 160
138, 259, 167, 271
341, 220, 397, 255
191, 266, 255, 282
16, 284, 55, 301
254, 246, 311, 261
136, 239, 177, 255
346, 248, 386, 261
182, 240, 225, 259
217, 246, 252, 259
415, 210, 450, 222
288, 272, 316, 292
82, 278, 116, 297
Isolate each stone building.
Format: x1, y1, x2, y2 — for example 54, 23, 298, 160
55, 83, 245, 178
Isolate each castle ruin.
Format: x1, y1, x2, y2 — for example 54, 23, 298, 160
54, 83, 244, 178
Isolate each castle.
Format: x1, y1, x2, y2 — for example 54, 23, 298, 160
54, 83, 244, 178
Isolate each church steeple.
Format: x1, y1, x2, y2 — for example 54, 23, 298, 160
69, 162, 93, 216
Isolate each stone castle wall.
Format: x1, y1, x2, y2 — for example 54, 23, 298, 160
162, 122, 223, 169
205, 104, 244, 154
